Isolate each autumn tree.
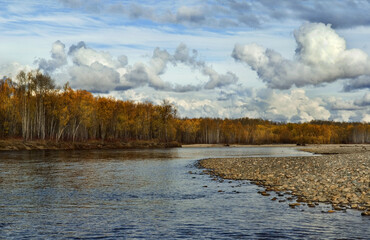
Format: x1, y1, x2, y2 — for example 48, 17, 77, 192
1, 70, 369, 145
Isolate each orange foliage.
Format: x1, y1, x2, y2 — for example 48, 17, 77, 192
0, 71, 369, 144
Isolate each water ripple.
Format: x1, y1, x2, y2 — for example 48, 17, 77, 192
0, 147, 368, 239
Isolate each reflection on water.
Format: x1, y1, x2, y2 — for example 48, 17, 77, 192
0, 147, 368, 239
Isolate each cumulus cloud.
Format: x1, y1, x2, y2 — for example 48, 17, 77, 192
37, 40, 67, 73
247, 89, 331, 122
343, 76, 370, 92
107, 83, 369, 122
69, 63, 120, 93
121, 43, 237, 92
327, 98, 361, 111
232, 23, 370, 89
354, 93, 370, 107
203, 67, 238, 89
68, 41, 126, 69
170, 44, 238, 90
325, 94, 370, 122
113, 86, 338, 122
173, 43, 203, 67
34, 41, 237, 92
64, 41, 130, 92
0, 62, 32, 78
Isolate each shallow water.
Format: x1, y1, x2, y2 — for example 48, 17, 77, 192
0, 147, 369, 239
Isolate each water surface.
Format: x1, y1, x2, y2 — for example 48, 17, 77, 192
0, 147, 368, 239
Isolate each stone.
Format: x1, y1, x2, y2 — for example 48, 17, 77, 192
333, 205, 343, 211
361, 211, 370, 216
260, 191, 270, 196
289, 203, 300, 208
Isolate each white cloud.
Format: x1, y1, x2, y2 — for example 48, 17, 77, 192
37, 40, 67, 73
49, 41, 239, 92
69, 62, 120, 93
249, 89, 331, 122
203, 67, 238, 89
110, 86, 335, 122
361, 114, 370, 123
343, 75, 370, 92
232, 23, 370, 89
68, 41, 126, 69
325, 94, 370, 122
0, 62, 32, 79
354, 92, 370, 107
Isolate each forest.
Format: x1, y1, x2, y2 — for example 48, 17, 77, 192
0, 70, 369, 145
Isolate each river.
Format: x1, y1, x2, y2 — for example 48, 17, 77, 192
0, 147, 368, 239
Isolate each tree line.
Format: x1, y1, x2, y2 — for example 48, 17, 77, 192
0, 70, 369, 144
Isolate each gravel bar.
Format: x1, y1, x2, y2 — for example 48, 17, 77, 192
199, 145, 370, 215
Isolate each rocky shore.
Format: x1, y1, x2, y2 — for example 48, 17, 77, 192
199, 145, 370, 215
0, 139, 181, 151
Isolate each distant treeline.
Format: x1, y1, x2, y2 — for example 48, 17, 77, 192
1, 71, 369, 144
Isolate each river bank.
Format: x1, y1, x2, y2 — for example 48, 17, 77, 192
199, 144, 370, 215
182, 144, 298, 148
0, 139, 181, 151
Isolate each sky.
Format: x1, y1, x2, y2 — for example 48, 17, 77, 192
0, 0, 369, 122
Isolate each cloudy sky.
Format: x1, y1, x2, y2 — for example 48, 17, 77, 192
1, 0, 369, 122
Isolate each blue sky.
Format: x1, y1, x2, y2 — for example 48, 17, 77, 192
1, 0, 369, 122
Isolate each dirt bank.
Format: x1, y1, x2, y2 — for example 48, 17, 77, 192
0, 139, 181, 151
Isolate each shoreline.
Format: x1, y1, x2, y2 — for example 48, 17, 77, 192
0, 139, 181, 151
199, 144, 370, 215
182, 143, 298, 148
